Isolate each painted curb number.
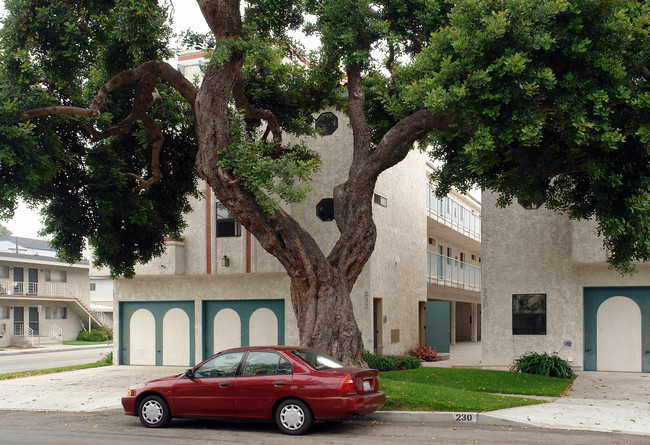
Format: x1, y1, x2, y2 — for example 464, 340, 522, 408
453, 413, 477, 422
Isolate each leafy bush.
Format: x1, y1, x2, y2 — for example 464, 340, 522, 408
364, 351, 421, 371
510, 352, 575, 379
407, 343, 439, 362
76, 324, 113, 342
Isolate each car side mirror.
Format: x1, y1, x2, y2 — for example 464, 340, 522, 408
184, 369, 194, 379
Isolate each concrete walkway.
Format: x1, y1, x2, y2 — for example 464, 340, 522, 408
0, 343, 649, 436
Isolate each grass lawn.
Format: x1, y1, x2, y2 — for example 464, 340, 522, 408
380, 367, 573, 412
63, 340, 113, 345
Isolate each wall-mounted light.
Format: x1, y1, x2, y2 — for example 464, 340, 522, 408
222, 255, 230, 267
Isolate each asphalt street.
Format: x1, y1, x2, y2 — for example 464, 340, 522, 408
0, 410, 645, 445
0, 346, 112, 373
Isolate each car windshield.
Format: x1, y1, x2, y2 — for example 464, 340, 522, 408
291, 348, 344, 370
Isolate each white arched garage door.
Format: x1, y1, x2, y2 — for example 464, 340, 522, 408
163, 308, 191, 366
597, 296, 642, 372
213, 308, 242, 353
249, 308, 278, 346
129, 309, 156, 365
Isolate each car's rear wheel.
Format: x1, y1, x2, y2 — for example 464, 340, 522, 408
275, 398, 313, 435
138, 395, 171, 428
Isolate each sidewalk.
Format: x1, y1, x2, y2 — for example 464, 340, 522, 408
0, 343, 649, 436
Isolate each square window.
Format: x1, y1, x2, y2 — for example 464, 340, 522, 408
216, 202, 241, 238
512, 294, 546, 335
373, 193, 387, 207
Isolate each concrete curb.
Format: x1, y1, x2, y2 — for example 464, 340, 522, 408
368, 410, 531, 428
0, 344, 113, 356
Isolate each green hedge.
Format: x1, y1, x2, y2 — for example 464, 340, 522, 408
76, 324, 113, 342
364, 351, 422, 371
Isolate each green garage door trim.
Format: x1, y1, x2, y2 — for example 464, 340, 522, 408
203, 300, 285, 360
584, 287, 650, 373
119, 301, 195, 366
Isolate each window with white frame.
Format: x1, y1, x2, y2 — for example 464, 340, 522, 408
0, 265, 8, 279
90, 283, 96, 291
45, 307, 67, 319
0, 306, 9, 319
45, 269, 67, 283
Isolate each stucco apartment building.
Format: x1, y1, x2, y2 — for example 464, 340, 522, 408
481, 192, 650, 372
0, 236, 97, 347
105, 52, 482, 367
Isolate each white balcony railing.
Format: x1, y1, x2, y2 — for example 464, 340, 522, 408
427, 251, 481, 292
427, 184, 481, 241
0, 280, 79, 298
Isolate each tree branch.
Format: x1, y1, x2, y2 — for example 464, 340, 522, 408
23, 61, 196, 194
346, 64, 373, 168
232, 72, 283, 155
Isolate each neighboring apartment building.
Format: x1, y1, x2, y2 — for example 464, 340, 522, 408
0, 236, 98, 347
101, 51, 481, 366
481, 192, 650, 372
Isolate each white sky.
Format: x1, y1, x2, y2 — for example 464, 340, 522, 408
0, 1, 479, 239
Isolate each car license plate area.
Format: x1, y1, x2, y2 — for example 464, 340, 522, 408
363, 379, 372, 391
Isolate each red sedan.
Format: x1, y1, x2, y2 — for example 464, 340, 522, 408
121, 346, 386, 435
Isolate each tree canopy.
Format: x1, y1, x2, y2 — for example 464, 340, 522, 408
0, 0, 648, 361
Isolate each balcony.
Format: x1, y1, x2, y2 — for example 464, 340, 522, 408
0, 280, 79, 298
427, 251, 481, 292
427, 184, 481, 242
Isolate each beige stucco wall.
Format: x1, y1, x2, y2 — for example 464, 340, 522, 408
481, 191, 650, 369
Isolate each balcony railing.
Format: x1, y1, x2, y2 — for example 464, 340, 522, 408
427, 184, 481, 241
0, 280, 79, 298
427, 251, 481, 292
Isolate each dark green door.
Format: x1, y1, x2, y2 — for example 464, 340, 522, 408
425, 301, 450, 354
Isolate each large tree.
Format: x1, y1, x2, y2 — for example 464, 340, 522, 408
0, 0, 648, 363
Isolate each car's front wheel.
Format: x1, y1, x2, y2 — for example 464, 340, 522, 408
275, 398, 313, 435
138, 395, 171, 428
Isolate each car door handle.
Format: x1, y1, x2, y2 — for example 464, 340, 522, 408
218, 382, 230, 387
273, 381, 286, 386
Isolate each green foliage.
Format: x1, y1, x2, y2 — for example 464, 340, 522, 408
511, 351, 576, 379
76, 324, 113, 342
363, 350, 421, 371
218, 109, 321, 212
401, 0, 650, 273
0, 224, 10, 236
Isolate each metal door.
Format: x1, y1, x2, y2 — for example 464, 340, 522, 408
425, 301, 450, 354
28, 268, 38, 295
13, 306, 23, 335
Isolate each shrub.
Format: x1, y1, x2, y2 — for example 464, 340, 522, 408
364, 351, 421, 371
76, 324, 113, 342
407, 343, 439, 362
510, 351, 575, 379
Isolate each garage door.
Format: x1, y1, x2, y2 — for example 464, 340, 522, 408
584, 287, 650, 372
203, 300, 284, 359
119, 301, 195, 366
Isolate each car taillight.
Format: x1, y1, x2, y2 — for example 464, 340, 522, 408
338, 374, 356, 392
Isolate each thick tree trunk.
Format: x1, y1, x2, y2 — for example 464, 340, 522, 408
290, 269, 365, 365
